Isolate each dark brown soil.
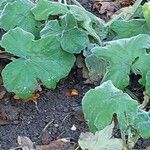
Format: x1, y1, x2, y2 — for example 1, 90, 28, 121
0, 0, 150, 150
0, 68, 93, 150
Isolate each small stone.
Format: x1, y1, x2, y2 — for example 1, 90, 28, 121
71, 125, 76, 131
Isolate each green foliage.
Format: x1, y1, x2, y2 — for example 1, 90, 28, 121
31, 0, 68, 20
1, 27, 75, 99
82, 80, 138, 132
82, 81, 150, 138
0, 0, 41, 37
41, 13, 89, 54
92, 34, 150, 93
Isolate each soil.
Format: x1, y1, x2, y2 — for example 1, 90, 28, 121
0, 0, 150, 150
0, 68, 93, 150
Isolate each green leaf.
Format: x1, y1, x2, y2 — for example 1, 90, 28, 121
31, 0, 68, 20
79, 123, 123, 150
133, 110, 150, 138
69, 5, 105, 44
61, 28, 89, 53
0, 0, 41, 37
146, 71, 150, 97
92, 34, 150, 90
82, 80, 138, 132
143, 2, 150, 30
1, 27, 75, 99
41, 13, 89, 54
111, 19, 150, 39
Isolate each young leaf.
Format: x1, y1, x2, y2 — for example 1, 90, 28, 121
111, 19, 150, 39
0, 0, 41, 37
1, 27, 75, 99
92, 34, 150, 90
82, 80, 138, 132
41, 13, 89, 54
31, 0, 68, 20
79, 123, 123, 150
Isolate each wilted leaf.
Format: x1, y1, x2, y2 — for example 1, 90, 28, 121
79, 123, 123, 150
17, 136, 34, 150
1, 27, 75, 99
92, 34, 150, 90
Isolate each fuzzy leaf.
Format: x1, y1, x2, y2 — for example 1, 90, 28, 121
69, 5, 104, 43
111, 19, 150, 39
133, 110, 150, 138
79, 123, 123, 150
92, 34, 150, 90
0, 0, 41, 37
41, 13, 89, 54
82, 80, 138, 132
143, 2, 150, 30
1, 28, 75, 99
31, 0, 68, 20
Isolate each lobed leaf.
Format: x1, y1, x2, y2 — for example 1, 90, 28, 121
31, 0, 68, 20
92, 34, 150, 90
82, 80, 138, 132
41, 13, 89, 54
0, 0, 41, 37
1, 27, 75, 99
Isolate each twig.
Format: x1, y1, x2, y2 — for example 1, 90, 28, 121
39, 119, 54, 138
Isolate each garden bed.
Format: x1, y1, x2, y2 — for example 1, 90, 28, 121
0, 0, 150, 149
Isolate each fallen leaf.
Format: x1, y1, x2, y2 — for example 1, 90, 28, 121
66, 89, 79, 97
92, 1, 121, 19
79, 123, 123, 150
36, 139, 74, 150
18, 136, 34, 149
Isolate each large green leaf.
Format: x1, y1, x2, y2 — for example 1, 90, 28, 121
41, 13, 89, 54
31, 0, 68, 20
111, 19, 150, 39
0, 0, 41, 37
1, 27, 75, 99
92, 34, 150, 90
82, 80, 138, 132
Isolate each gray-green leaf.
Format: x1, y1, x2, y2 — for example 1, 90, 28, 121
1, 27, 75, 99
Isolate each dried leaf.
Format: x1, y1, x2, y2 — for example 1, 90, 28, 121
92, 1, 121, 18
66, 89, 79, 97
18, 136, 34, 150
36, 139, 73, 150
